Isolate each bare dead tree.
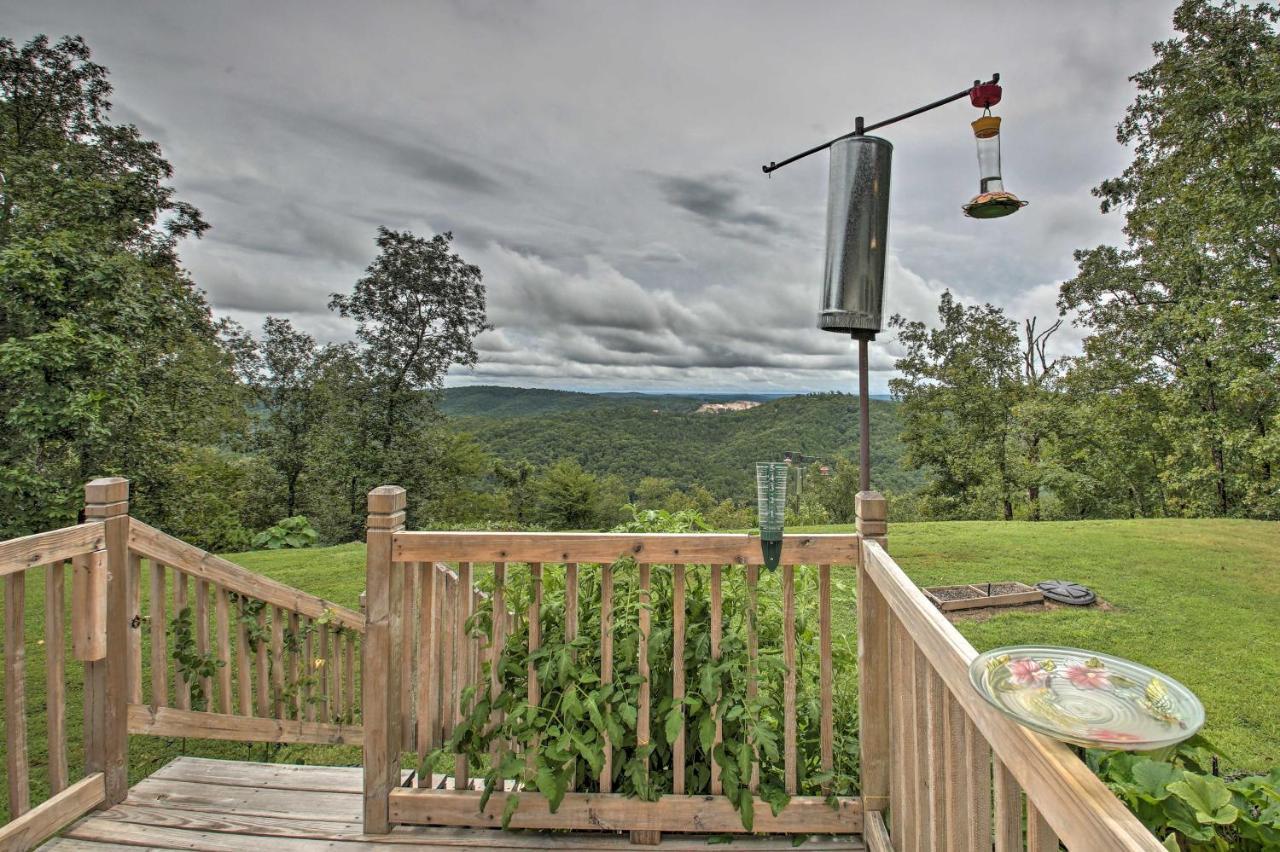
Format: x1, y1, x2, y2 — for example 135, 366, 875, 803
1023, 317, 1064, 387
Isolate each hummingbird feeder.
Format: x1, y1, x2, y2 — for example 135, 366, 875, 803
756, 461, 788, 571
962, 80, 1028, 219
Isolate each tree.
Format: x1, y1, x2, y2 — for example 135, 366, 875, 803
329, 229, 489, 456
1060, 0, 1280, 518
807, 458, 862, 525
249, 317, 323, 518
889, 293, 1024, 519
0, 35, 241, 538
494, 459, 535, 523
530, 459, 618, 530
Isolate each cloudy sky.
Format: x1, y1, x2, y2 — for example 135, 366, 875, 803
8, 1, 1177, 393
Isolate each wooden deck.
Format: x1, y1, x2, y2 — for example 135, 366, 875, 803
42, 758, 866, 851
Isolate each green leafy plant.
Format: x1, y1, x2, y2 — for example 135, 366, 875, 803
170, 606, 223, 710
1088, 741, 1280, 850
252, 516, 318, 550
428, 507, 859, 831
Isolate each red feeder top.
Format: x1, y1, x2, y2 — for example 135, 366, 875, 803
970, 82, 1002, 109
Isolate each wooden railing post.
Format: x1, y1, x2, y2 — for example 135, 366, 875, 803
83, 477, 130, 806
363, 485, 405, 834
856, 490, 890, 813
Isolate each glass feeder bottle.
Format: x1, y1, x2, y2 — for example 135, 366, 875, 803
974, 115, 1004, 194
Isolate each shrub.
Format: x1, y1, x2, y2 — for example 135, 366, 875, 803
1088, 741, 1280, 850
252, 515, 318, 549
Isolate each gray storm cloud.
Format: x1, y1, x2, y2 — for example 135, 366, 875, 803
3, 0, 1177, 392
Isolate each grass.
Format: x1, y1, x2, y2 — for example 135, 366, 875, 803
2, 518, 1276, 823
797, 518, 1280, 771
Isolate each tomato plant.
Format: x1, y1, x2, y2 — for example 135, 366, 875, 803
428, 507, 860, 831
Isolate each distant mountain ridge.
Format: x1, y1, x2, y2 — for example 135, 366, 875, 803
441, 385, 893, 417
442, 386, 918, 499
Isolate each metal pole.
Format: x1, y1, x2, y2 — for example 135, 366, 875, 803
858, 338, 871, 492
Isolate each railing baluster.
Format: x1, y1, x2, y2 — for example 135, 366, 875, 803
746, 562, 760, 792
127, 552, 143, 705
416, 561, 436, 771
401, 562, 417, 748
526, 562, 542, 783
174, 571, 190, 711
912, 645, 931, 848
289, 613, 301, 719
964, 716, 993, 852
488, 561, 506, 777
783, 562, 797, 795
150, 562, 168, 709
215, 585, 232, 715
195, 579, 211, 704
455, 561, 473, 789
565, 562, 578, 644
672, 563, 686, 795
442, 569, 456, 748
430, 566, 444, 749
333, 625, 343, 722
926, 666, 947, 843
889, 616, 910, 850
6, 570, 30, 817
254, 606, 268, 717
321, 622, 332, 723
345, 630, 356, 721
46, 560, 68, 794
943, 687, 967, 850
992, 756, 1022, 852
709, 564, 723, 796
271, 606, 285, 717
304, 616, 315, 722
637, 562, 651, 788
234, 596, 250, 716
1027, 802, 1058, 852
819, 563, 833, 785
600, 561, 614, 794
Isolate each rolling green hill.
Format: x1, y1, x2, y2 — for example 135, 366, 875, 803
445, 389, 919, 498
439, 386, 791, 418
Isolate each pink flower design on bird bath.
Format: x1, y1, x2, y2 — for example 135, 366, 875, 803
1008, 658, 1048, 686
1089, 729, 1143, 744
1065, 663, 1112, 690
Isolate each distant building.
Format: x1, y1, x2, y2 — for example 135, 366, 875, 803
695, 400, 762, 414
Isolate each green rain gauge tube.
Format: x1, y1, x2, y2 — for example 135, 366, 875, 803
756, 462, 788, 571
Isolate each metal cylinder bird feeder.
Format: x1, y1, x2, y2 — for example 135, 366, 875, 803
819, 135, 893, 340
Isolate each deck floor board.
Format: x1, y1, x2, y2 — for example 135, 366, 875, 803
44, 758, 864, 851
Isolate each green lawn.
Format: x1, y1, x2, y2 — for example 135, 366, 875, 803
798, 518, 1280, 771
1, 518, 1276, 823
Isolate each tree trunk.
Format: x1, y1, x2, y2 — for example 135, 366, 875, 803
1027, 485, 1041, 521
1002, 498, 1014, 521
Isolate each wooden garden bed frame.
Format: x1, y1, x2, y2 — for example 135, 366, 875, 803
0, 478, 1166, 850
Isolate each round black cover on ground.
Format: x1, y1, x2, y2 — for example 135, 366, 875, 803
1037, 580, 1096, 606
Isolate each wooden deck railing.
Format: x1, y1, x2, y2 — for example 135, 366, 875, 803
0, 483, 114, 850
1, 477, 1169, 851
0, 477, 367, 851
855, 493, 1164, 852
361, 485, 865, 842
124, 519, 363, 746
